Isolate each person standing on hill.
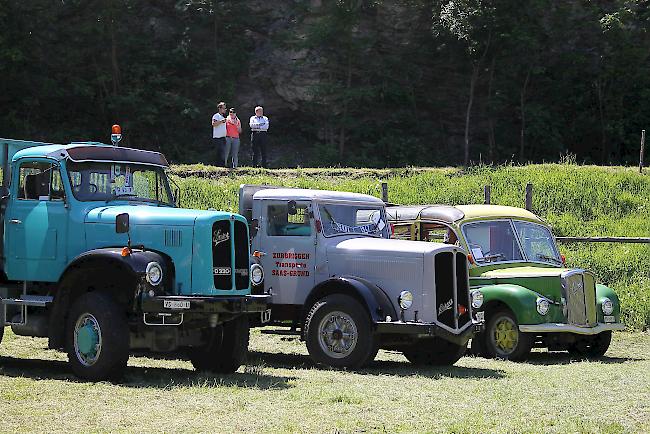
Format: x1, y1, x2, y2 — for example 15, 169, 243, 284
211, 101, 227, 166
225, 107, 242, 169
249, 106, 269, 168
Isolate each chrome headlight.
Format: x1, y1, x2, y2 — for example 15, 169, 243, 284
250, 263, 264, 285
398, 291, 413, 310
601, 297, 614, 315
536, 298, 550, 316
146, 262, 163, 286
470, 290, 484, 309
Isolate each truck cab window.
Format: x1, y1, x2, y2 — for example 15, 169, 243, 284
267, 203, 311, 236
17, 161, 64, 201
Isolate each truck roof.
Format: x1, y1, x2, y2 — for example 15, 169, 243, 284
2, 139, 168, 167
252, 188, 385, 204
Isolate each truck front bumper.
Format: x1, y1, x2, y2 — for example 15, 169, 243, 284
375, 321, 484, 346
140, 294, 271, 315
518, 322, 625, 335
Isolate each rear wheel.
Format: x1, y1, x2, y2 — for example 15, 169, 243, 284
569, 331, 612, 358
484, 309, 532, 361
190, 316, 250, 373
403, 338, 466, 366
66, 292, 129, 381
304, 294, 378, 369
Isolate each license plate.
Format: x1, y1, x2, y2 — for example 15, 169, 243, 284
604, 315, 615, 323
164, 300, 190, 310
475, 311, 485, 322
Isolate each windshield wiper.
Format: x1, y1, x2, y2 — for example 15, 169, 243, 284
536, 253, 563, 265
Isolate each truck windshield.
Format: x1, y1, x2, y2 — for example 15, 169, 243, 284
66, 161, 174, 205
318, 203, 389, 238
462, 220, 561, 265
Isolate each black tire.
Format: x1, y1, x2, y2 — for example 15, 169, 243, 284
190, 315, 250, 373
304, 294, 378, 369
403, 338, 467, 366
66, 292, 129, 381
0, 299, 4, 346
569, 331, 612, 358
469, 333, 488, 357
484, 309, 532, 361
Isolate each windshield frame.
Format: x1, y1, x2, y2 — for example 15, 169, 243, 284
460, 218, 562, 266
315, 200, 390, 239
65, 160, 175, 206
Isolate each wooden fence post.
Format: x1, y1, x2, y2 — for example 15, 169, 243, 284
525, 183, 533, 211
484, 185, 491, 204
381, 182, 388, 203
640, 130, 646, 174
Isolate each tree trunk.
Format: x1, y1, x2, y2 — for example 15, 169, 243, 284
338, 50, 353, 160
464, 66, 478, 166
486, 56, 496, 163
519, 68, 531, 162
596, 78, 607, 163
213, 0, 220, 96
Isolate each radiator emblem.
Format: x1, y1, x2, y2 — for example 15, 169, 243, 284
438, 298, 454, 316
213, 229, 230, 247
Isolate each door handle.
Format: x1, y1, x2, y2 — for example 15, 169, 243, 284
9, 219, 22, 225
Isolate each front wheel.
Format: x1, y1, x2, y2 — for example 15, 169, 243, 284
190, 315, 250, 373
403, 338, 466, 366
569, 331, 612, 358
66, 292, 130, 381
304, 294, 378, 369
483, 309, 532, 361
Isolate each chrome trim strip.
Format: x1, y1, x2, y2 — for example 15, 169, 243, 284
518, 322, 625, 334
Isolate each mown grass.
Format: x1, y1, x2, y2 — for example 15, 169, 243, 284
0, 329, 648, 433
169, 163, 650, 330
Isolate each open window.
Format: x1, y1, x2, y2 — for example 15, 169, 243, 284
17, 161, 64, 201
267, 203, 311, 236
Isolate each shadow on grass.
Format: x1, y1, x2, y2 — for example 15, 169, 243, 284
521, 351, 641, 365
0, 355, 294, 390
249, 351, 505, 379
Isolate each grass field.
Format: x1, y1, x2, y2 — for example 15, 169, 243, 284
1, 329, 648, 433
169, 163, 650, 331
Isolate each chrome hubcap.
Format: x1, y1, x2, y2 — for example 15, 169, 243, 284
74, 313, 102, 366
317, 311, 358, 359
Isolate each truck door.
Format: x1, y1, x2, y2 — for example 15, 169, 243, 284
4, 159, 69, 282
255, 200, 316, 305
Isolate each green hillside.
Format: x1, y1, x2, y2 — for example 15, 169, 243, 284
170, 163, 650, 330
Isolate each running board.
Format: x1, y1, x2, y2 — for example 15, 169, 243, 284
2, 295, 53, 307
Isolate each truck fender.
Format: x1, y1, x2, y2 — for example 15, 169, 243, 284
304, 276, 398, 324
48, 248, 170, 349
475, 283, 543, 325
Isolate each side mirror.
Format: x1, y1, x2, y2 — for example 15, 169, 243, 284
116, 213, 130, 234
250, 219, 259, 239
287, 200, 297, 215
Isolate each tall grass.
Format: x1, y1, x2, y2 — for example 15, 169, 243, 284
170, 163, 650, 330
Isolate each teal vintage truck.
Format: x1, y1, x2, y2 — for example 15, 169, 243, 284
387, 204, 625, 360
0, 131, 269, 380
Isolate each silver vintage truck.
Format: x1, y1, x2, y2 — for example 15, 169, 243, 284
239, 185, 484, 369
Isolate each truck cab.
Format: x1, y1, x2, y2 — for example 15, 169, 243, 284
0, 136, 269, 380
240, 185, 483, 369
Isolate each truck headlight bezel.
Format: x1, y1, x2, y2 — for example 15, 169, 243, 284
146, 261, 163, 286
470, 290, 484, 309
398, 290, 413, 310
536, 297, 550, 316
250, 263, 264, 286
601, 297, 614, 315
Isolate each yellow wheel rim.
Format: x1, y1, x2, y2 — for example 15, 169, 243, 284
493, 317, 518, 353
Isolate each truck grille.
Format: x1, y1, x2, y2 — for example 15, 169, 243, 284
434, 251, 471, 330
212, 219, 250, 291
561, 270, 597, 326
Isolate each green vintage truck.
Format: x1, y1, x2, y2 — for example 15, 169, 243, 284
387, 204, 624, 360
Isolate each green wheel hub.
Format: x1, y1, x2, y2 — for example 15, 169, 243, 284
493, 317, 518, 353
74, 313, 102, 366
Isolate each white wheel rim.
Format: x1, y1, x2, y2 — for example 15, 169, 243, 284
73, 313, 103, 367
317, 311, 358, 359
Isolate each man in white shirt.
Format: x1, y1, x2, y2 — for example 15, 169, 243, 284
211, 102, 227, 166
249, 106, 269, 168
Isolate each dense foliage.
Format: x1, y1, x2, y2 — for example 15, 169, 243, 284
1, 1, 649, 167
169, 163, 650, 330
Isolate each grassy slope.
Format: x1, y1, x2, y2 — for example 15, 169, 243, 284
1, 329, 649, 433
170, 164, 650, 330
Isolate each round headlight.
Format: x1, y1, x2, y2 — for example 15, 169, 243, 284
602, 297, 614, 315
250, 263, 264, 285
146, 262, 163, 286
471, 290, 484, 309
536, 298, 550, 316
398, 291, 413, 310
